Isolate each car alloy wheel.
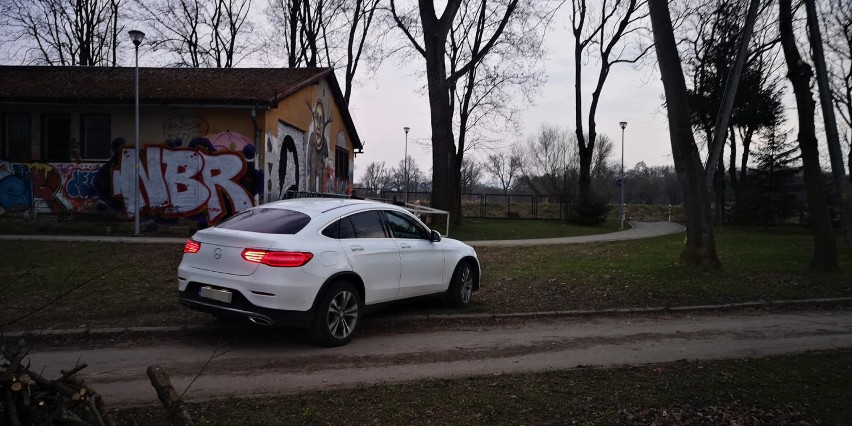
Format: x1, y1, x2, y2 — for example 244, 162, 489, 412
311, 281, 362, 346
446, 261, 475, 308
458, 264, 473, 305
327, 289, 359, 339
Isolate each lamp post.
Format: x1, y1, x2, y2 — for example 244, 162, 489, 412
619, 121, 627, 230
403, 126, 410, 205
129, 29, 145, 235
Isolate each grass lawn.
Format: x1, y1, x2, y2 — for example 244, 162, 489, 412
0, 225, 849, 331
3, 221, 850, 425
117, 349, 852, 425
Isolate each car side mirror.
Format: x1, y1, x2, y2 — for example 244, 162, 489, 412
430, 230, 442, 242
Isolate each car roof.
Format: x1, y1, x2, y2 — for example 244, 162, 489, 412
259, 198, 405, 216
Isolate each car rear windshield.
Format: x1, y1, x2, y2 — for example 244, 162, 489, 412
217, 208, 311, 234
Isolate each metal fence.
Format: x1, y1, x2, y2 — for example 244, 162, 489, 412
356, 190, 572, 220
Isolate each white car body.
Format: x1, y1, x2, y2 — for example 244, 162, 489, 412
178, 198, 480, 344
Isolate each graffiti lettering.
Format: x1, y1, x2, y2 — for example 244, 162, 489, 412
112, 147, 253, 224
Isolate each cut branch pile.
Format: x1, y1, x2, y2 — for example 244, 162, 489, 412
1, 342, 116, 426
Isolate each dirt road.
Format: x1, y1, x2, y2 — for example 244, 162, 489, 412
24, 309, 852, 407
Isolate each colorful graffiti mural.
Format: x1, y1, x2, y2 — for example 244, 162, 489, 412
0, 161, 103, 213
112, 146, 254, 224
266, 123, 306, 203
1, 131, 259, 226
263, 98, 356, 201
307, 100, 331, 193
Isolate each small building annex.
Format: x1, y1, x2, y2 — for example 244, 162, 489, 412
0, 66, 363, 225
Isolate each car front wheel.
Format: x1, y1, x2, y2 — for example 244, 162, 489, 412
445, 261, 475, 308
310, 281, 362, 347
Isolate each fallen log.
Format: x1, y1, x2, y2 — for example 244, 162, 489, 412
146, 365, 196, 426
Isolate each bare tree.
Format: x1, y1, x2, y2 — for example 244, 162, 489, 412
648, 0, 720, 267
448, 1, 549, 158
519, 124, 579, 217
0, 0, 125, 66
569, 0, 653, 202
264, 0, 381, 104
590, 133, 617, 200
805, 0, 852, 245
135, 0, 205, 67
358, 161, 390, 195
388, 156, 424, 193
209, 0, 254, 67
460, 157, 483, 193
778, 0, 837, 271
135, 0, 256, 67
485, 151, 522, 195
823, 0, 851, 184
391, 0, 555, 224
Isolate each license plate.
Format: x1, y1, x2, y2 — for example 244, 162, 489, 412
199, 286, 233, 304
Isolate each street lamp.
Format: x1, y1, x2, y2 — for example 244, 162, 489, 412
129, 29, 145, 235
404, 126, 410, 205
619, 121, 627, 230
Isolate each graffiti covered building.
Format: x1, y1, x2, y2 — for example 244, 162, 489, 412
0, 66, 363, 225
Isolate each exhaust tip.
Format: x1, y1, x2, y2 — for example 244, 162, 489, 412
248, 316, 273, 326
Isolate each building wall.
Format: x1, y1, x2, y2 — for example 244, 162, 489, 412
0, 104, 260, 225
0, 77, 358, 225
261, 80, 355, 202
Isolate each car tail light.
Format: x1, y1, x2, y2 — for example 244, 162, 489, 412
184, 239, 201, 254
241, 249, 313, 267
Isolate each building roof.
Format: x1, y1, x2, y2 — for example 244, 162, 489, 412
0, 66, 362, 149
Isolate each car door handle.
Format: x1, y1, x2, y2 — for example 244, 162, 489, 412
400, 243, 412, 249
350, 246, 364, 252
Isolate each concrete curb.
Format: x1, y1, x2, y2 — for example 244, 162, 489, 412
5, 296, 851, 338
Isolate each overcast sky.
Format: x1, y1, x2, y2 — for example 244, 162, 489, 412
348, 6, 674, 181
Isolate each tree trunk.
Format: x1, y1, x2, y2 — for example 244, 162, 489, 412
648, 0, 721, 268
729, 127, 738, 192
421, 7, 462, 225
779, 0, 838, 272
804, 0, 852, 246
578, 148, 593, 202
714, 153, 725, 226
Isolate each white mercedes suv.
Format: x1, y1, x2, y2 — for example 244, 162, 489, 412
178, 198, 480, 346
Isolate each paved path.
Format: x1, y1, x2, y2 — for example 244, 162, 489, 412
466, 221, 684, 247
24, 309, 852, 407
0, 221, 684, 246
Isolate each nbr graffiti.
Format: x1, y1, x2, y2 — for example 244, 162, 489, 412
112, 147, 253, 224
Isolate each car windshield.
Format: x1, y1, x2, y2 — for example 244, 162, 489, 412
217, 208, 311, 234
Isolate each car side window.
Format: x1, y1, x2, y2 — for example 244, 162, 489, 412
339, 216, 357, 238
385, 211, 429, 239
322, 216, 358, 239
321, 220, 339, 238
348, 211, 387, 238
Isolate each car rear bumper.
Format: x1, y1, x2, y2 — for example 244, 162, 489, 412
179, 282, 314, 328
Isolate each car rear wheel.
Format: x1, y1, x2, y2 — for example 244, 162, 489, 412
445, 261, 475, 308
310, 281, 362, 347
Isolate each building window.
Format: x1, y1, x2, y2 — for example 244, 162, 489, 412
81, 115, 111, 160
335, 146, 350, 182
3, 114, 31, 161
42, 115, 71, 161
